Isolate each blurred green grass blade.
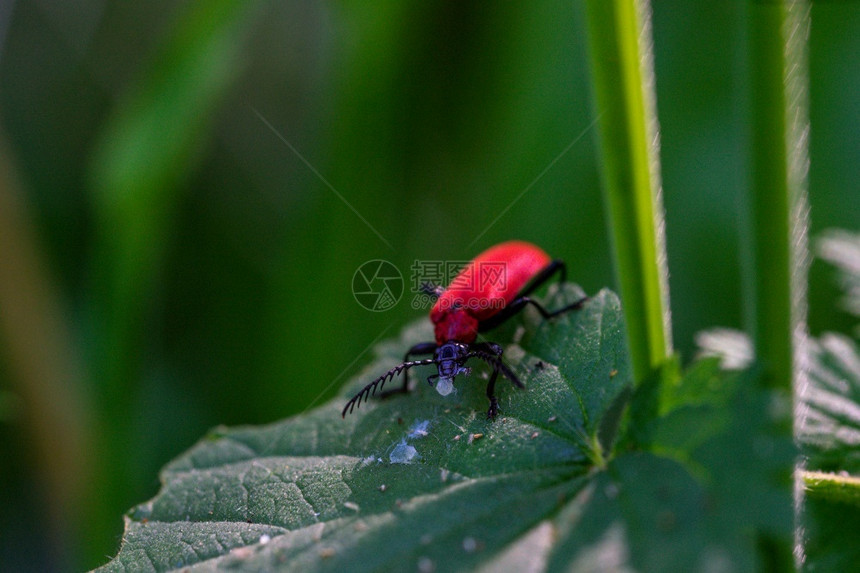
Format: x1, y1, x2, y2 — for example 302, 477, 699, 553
744, 2, 810, 392
86, 0, 258, 565
90, 0, 256, 336
0, 132, 93, 568
582, 0, 671, 384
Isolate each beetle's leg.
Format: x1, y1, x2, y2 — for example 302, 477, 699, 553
519, 259, 567, 297
479, 295, 587, 332
466, 342, 518, 419
469, 342, 523, 388
478, 260, 586, 332
471, 341, 504, 358
485, 366, 500, 419
380, 341, 437, 397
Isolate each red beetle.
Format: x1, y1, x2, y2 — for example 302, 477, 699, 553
342, 240, 587, 420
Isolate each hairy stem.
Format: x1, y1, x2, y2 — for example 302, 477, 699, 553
582, 0, 672, 384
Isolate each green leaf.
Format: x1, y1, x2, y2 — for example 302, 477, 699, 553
694, 316, 860, 476
692, 324, 860, 570
801, 333, 860, 474
797, 333, 860, 571
96, 287, 793, 571
801, 231, 860, 566
801, 488, 860, 573
817, 230, 860, 321
651, 366, 795, 565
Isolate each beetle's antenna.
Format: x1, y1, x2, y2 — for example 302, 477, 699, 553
419, 282, 445, 300
342, 358, 438, 417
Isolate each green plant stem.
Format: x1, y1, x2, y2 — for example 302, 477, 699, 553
802, 470, 860, 507
582, 0, 671, 384
745, 2, 809, 393
745, 3, 809, 570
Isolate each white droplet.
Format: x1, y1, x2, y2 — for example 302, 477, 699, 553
259, 534, 271, 545
435, 377, 455, 396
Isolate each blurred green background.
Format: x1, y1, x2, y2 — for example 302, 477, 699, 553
0, 1, 856, 570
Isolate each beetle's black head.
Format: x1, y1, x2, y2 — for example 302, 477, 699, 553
432, 341, 472, 395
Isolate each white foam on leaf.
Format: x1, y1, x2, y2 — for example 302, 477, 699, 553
390, 441, 419, 464
408, 419, 431, 438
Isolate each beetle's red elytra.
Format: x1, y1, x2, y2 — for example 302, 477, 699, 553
430, 241, 552, 345
343, 240, 587, 420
